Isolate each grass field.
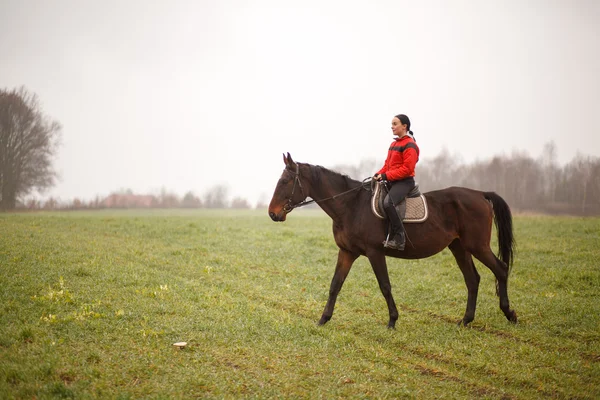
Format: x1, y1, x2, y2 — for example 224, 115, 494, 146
1, 209, 599, 399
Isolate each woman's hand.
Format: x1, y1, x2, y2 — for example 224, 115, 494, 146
373, 174, 382, 181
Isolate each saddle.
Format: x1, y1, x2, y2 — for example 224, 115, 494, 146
371, 180, 429, 223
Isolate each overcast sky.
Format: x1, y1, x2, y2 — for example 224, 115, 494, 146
2, 0, 599, 205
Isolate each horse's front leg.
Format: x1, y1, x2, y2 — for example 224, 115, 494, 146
319, 249, 359, 325
367, 250, 399, 329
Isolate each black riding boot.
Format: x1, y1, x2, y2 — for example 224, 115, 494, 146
384, 231, 405, 250
383, 201, 406, 251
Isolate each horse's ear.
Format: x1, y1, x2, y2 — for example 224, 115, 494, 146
286, 152, 295, 166
282, 153, 287, 166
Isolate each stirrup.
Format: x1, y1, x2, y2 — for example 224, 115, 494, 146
383, 235, 405, 251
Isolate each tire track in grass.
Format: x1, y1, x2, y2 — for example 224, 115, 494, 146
397, 303, 600, 365
216, 279, 594, 399
358, 333, 530, 399
358, 324, 572, 400
267, 291, 595, 399
180, 253, 594, 399
404, 342, 570, 400
413, 364, 515, 400
301, 299, 589, 399
192, 254, 597, 397
243, 292, 538, 399
392, 303, 598, 398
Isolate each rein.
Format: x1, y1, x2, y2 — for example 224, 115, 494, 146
284, 164, 372, 212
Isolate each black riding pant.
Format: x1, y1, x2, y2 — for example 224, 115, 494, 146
383, 177, 415, 235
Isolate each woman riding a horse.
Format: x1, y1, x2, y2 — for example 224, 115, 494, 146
268, 115, 517, 329
373, 114, 419, 251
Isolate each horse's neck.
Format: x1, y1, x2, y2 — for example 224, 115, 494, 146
308, 170, 361, 222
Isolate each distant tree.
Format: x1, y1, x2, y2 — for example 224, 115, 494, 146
181, 191, 202, 208
25, 197, 40, 210
71, 198, 84, 210
203, 185, 229, 208
418, 148, 461, 191
158, 187, 180, 208
0, 87, 61, 210
539, 141, 559, 203
255, 193, 269, 209
564, 154, 599, 215
231, 196, 250, 209
150, 195, 160, 208
90, 195, 103, 209
332, 158, 380, 180
43, 197, 59, 210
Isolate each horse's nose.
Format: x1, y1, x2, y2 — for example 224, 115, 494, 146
269, 211, 286, 221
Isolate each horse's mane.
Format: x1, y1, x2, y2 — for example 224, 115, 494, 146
307, 164, 362, 190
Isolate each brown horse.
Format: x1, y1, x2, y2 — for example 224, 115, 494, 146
268, 153, 517, 328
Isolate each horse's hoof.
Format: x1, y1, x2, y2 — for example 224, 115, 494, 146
457, 319, 472, 327
318, 316, 331, 326
387, 321, 396, 330
508, 310, 518, 324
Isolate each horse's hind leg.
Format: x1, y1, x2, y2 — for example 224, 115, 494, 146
470, 247, 517, 324
366, 250, 399, 329
319, 249, 359, 326
449, 240, 480, 326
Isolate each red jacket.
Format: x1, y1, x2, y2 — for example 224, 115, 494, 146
377, 134, 419, 181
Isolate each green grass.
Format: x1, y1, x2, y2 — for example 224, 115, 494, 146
1, 209, 599, 399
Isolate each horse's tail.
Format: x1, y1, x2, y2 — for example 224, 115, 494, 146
484, 192, 515, 273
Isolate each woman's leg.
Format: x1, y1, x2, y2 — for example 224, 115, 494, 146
382, 178, 415, 250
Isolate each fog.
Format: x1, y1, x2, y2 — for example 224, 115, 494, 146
1, 0, 599, 206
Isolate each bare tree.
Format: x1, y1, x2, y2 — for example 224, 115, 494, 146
418, 148, 460, 191
203, 185, 229, 208
0, 87, 61, 210
565, 154, 599, 215
255, 192, 269, 209
43, 197, 59, 210
231, 196, 250, 209
182, 191, 202, 208
158, 187, 180, 208
24, 197, 40, 210
539, 141, 559, 203
332, 158, 380, 180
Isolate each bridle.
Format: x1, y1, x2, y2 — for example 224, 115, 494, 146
283, 164, 309, 212
282, 163, 371, 212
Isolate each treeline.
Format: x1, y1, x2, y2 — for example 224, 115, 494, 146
7, 88, 594, 215
17, 142, 600, 215
18, 186, 265, 211
334, 142, 600, 216
422, 143, 599, 215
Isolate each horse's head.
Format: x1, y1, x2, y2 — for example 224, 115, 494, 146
268, 153, 309, 222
